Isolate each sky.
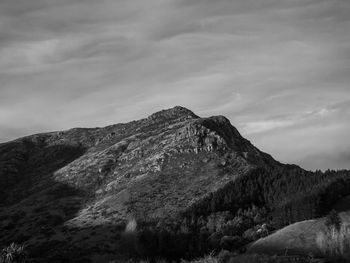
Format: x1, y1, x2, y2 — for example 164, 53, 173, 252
0, 0, 349, 171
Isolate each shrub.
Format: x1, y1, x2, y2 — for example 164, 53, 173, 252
0, 243, 27, 263
119, 231, 138, 257
325, 210, 341, 231
242, 228, 258, 242
219, 236, 244, 251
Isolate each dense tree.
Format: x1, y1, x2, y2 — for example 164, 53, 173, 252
325, 210, 341, 231
116, 168, 350, 260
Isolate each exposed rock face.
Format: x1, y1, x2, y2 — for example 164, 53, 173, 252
0, 106, 281, 261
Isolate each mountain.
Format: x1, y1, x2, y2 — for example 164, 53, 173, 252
0, 106, 349, 262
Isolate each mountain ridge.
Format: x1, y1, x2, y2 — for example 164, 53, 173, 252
0, 106, 325, 262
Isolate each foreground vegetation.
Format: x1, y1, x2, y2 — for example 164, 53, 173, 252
0, 243, 26, 263
2, 167, 350, 262
110, 253, 317, 263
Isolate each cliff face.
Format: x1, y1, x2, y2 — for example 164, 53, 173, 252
0, 106, 282, 260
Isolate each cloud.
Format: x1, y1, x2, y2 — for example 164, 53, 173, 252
242, 120, 295, 134
245, 101, 350, 170
0, 0, 349, 170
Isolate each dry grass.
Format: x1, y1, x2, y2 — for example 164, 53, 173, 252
248, 218, 326, 256
248, 212, 350, 260
109, 258, 171, 263
182, 254, 219, 263
227, 254, 299, 263
182, 253, 311, 263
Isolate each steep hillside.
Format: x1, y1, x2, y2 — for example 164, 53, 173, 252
0, 106, 349, 262
0, 106, 280, 261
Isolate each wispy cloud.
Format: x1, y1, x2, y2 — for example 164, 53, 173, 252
242, 120, 295, 134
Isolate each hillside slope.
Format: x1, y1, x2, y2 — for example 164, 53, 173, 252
2, 106, 349, 262
248, 218, 327, 256
248, 211, 350, 257
0, 106, 281, 261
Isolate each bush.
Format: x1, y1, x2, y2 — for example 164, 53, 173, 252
0, 243, 27, 263
119, 231, 138, 256
325, 210, 341, 231
219, 236, 244, 251
242, 228, 258, 242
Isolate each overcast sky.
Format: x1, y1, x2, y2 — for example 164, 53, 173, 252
0, 0, 349, 171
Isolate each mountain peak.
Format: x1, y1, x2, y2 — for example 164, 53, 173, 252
147, 106, 198, 121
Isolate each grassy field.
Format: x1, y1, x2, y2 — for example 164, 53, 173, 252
248, 210, 350, 261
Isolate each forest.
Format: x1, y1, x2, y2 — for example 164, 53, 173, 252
124, 167, 350, 260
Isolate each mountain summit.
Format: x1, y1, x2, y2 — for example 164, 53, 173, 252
147, 106, 198, 120
0, 107, 294, 261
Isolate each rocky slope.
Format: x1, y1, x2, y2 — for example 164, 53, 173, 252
0, 106, 285, 261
